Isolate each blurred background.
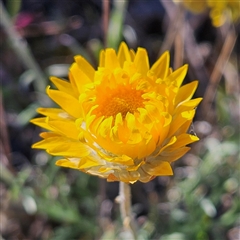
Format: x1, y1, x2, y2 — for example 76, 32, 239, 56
0, 0, 239, 239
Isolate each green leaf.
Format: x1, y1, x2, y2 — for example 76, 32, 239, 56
107, 0, 127, 50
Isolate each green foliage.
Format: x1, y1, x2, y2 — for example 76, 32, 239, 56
107, 0, 127, 50
147, 88, 239, 240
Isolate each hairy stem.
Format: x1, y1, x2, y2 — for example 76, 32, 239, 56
119, 182, 137, 239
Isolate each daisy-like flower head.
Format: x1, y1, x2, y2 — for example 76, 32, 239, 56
31, 42, 202, 183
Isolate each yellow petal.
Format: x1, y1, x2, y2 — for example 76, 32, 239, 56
104, 48, 120, 69
69, 62, 92, 94
174, 98, 202, 115
168, 110, 196, 137
99, 50, 105, 67
115, 112, 123, 126
134, 48, 149, 75
167, 64, 188, 87
33, 137, 91, 157
157, 136, 177, 155
158, 146, 191, 162
74, 55, 95, 81
112, 154, 134, 166
117, 42, 131, 67
30, 117, 54, 131
97, 116, 113, 138
90, 116, 105, 133
47, 86, 82, 118
175, 81, 199, 105
143, 161, 173, 176
137, 137, 156, 159
167, 134, 199, 150
50, 76, 77, 97
56, 158, 79, 169
174, 118, 194, 136
48, 120, 79, 140
37, 108, 73, 120
40, 132, 60, 139
78, 156, 103, 169
129, 49, 135, 61
150, 51, 170, 79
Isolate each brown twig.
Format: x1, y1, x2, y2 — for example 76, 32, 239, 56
184, 22, 209, 94
0, 92, 16, 176
200, 26, 237, 122
174, 5, 185, 70
159, 0, 184, 55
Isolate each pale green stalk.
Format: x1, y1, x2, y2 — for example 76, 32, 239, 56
107, 0, 127, 50
119, 182, 137, 240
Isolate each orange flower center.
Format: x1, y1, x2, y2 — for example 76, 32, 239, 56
94, 86, 144, 118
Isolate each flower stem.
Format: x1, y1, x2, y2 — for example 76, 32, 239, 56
201, 24, 237, 122
119, 182, 137, 240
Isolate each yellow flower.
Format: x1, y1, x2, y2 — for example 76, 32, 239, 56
31, 42, 202, 183
207, 0, 240, 27
179, 0, 240, 27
